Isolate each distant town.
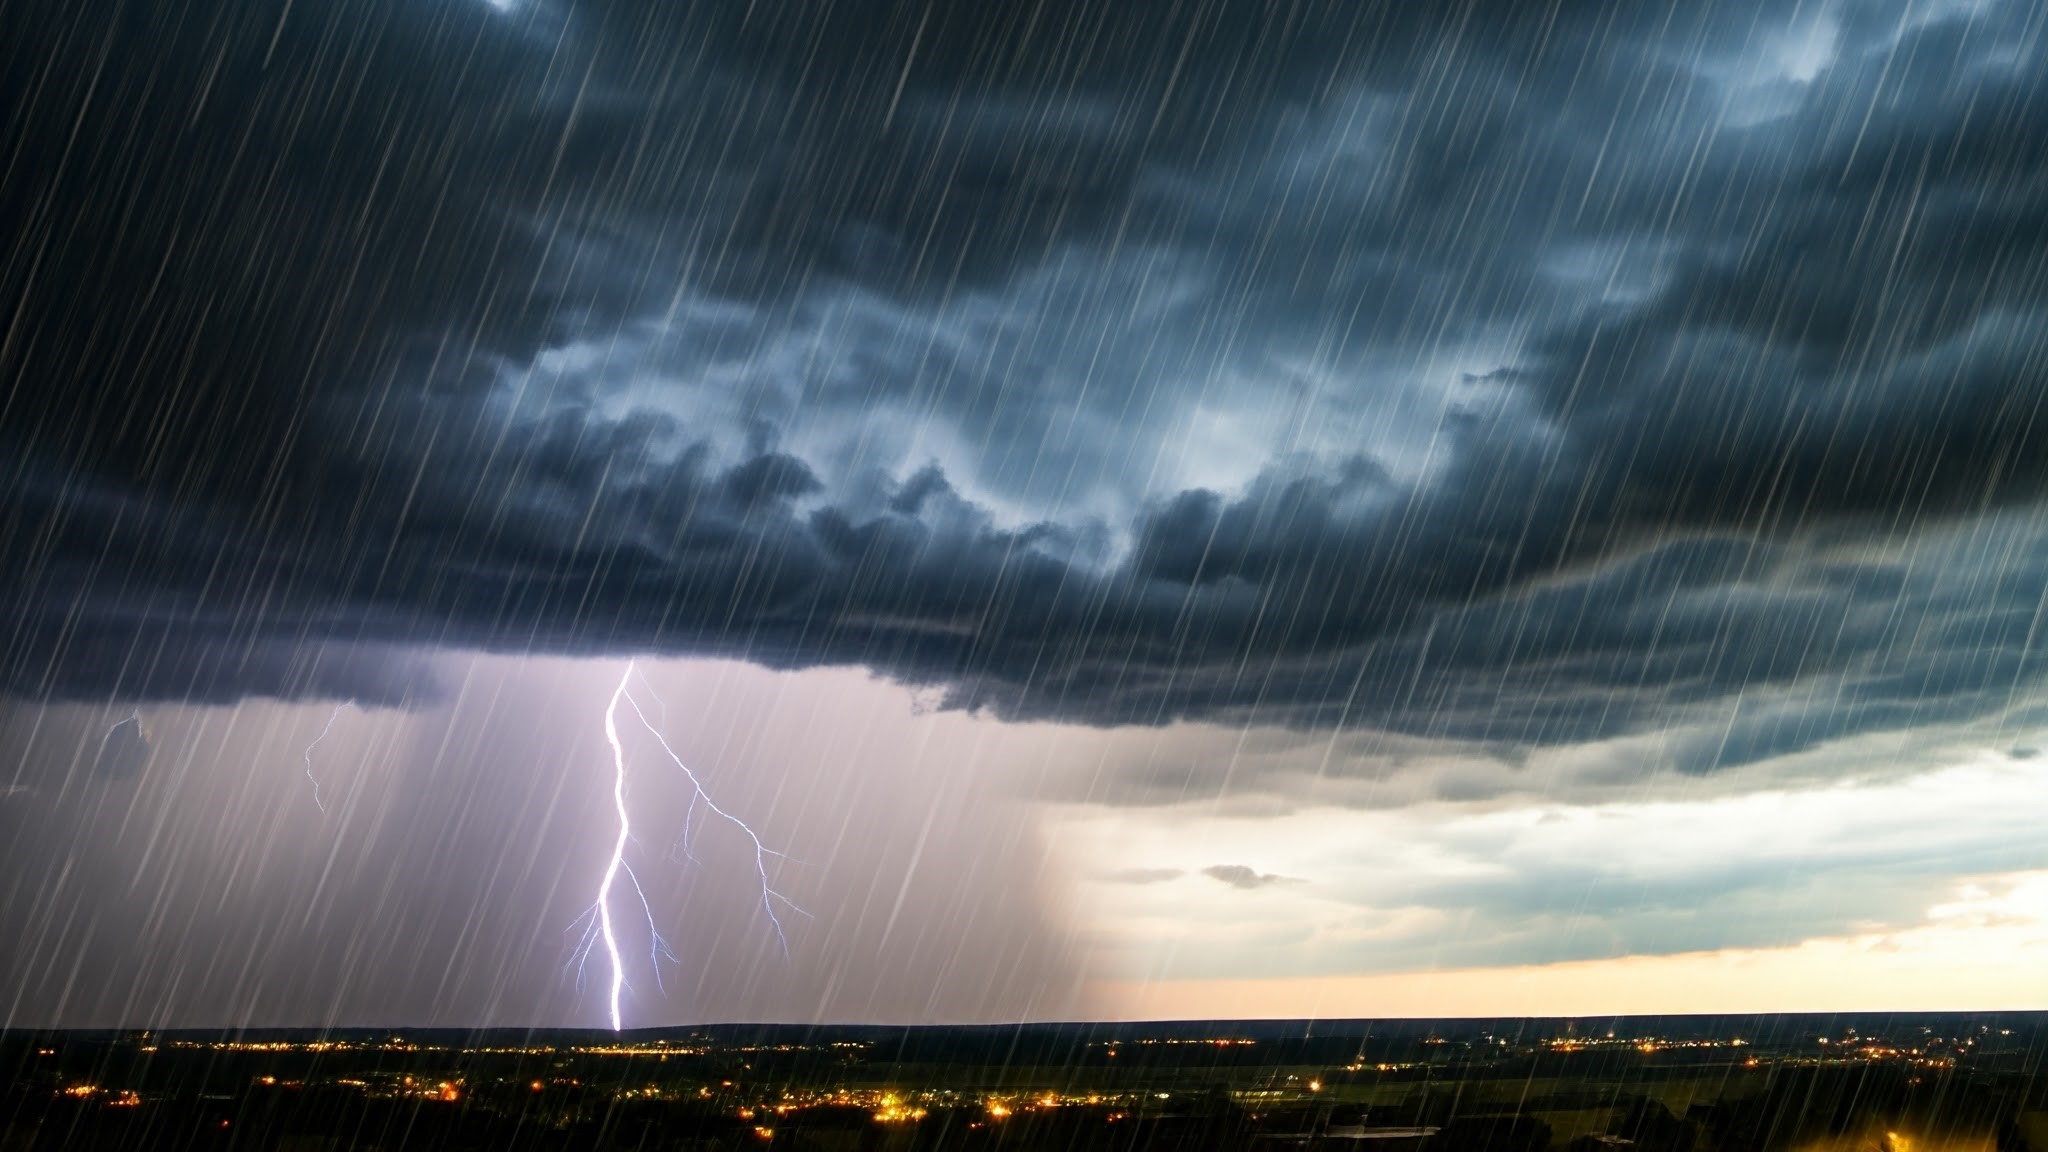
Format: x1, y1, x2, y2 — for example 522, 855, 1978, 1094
3, 1014, 2043, 1151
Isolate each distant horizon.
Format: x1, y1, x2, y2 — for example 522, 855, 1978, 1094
14, 1010, 2047, 1038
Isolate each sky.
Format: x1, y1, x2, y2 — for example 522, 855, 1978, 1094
1, 0, 2045, 1027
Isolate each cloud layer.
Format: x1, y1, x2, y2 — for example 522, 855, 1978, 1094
6, 0, 2048, 766
1058, 747, 2048, 983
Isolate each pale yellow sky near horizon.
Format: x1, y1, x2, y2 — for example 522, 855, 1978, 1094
1091, 870, 2048, 1020
1047, 736, 2048, 1020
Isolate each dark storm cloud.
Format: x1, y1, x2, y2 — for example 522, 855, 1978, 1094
6, 0, 2048, 761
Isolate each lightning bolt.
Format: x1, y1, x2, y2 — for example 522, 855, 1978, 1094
93, 707, 145, 776
619, 678, 804, 957
631, 675, 702, 865
99, 707, 141, 747
564, 863, 680, 1000
571, 660, 803, 1030
623, 860, 682, 994
301, 702, 347, 812
595, 667, 633, 1031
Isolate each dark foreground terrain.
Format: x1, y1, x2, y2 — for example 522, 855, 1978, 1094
4, 1015, 2044, 1152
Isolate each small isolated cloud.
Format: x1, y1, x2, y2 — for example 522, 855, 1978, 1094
1203, 864, 1298, 890
1102, 867, 1184, 885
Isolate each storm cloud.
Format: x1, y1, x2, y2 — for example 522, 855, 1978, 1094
7, 0, 2048, 767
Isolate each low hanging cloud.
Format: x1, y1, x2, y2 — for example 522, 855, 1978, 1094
6, 0, 2048, 773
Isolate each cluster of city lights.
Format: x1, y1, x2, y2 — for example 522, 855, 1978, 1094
1092, 1037, 1257, 1048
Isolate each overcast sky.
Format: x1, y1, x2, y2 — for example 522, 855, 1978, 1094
3, 0, 2046, 1027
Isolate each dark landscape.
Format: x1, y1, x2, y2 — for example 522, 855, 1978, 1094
6, 1016, 2046, 1152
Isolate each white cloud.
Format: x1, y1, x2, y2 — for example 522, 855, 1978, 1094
1050, 749, 2048, 983
1095, 868, 2048, 1018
